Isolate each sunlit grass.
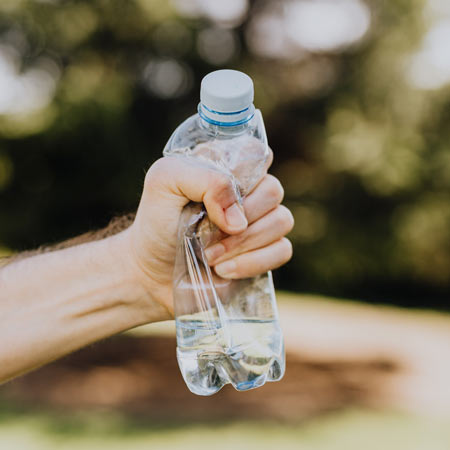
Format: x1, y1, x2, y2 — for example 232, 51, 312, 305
0, 407, 449, 450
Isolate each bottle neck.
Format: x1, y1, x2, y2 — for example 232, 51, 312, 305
199, 117, 253, 137
198, 102, 255, 128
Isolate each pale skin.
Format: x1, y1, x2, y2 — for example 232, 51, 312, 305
0, 150, 294, 384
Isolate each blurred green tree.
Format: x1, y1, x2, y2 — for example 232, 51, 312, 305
0, 0, 448, 308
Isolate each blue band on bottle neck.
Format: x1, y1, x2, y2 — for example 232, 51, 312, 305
201, 104, 250, 116
198, 103, 255, 127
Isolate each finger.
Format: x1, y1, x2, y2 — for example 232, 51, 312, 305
242, 174, 284, 225
203, 172, 284, 251
205, 205, 294, 265
144, 157, 247, 235
213, 238, 293, 279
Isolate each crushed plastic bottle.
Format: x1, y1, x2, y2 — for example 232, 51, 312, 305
163, 70, 285, 396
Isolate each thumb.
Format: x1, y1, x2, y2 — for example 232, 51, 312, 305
143, 156, 248, 235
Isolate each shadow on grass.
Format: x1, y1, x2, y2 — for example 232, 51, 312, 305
0, 334, 398, 430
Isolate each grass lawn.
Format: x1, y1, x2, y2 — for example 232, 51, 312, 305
1, 292, 449, 450
0, 407, 449, 450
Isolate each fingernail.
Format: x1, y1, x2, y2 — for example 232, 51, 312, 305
204, 243, 226, 263
214, 259, 236, 278
225, 202, 247, 230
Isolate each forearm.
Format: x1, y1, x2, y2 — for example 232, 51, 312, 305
0, 230, 168, 384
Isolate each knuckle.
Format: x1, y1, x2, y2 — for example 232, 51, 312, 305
144, 158, 164, 186
281, 205, 295, 233
213, 173, 233, 192
275, 205, 295, 233
266, 175, 284, 204
209, 172, 236, 204
279, 238, 293, 262
222, 231, 245, 253
220, 237, 233, 254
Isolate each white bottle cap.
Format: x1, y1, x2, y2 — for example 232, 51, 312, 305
199, 70, 255, 126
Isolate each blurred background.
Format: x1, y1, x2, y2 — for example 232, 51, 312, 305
0, 0, 449, 449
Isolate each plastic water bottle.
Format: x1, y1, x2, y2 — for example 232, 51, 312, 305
163, 69, 285, 396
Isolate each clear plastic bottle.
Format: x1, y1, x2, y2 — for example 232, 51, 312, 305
163, 70, 285, 396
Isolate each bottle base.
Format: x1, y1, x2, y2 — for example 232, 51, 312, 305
178, 350, 284, 396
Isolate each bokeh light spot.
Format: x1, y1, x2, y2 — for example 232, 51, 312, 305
0, 45, 60, 116
246, 5, 305, 60
142, 59, 192, 99
285, 0, 371, 52
172, 0, 248, 27
407, 20, 450, 90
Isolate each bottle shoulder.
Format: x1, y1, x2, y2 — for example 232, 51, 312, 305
163, 114, 206, 154
163, 109, 267, 155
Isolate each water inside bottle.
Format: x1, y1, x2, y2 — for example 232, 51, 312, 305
176, 315, 284, 396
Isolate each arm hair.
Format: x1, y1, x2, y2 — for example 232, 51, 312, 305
0, 213, 136, 267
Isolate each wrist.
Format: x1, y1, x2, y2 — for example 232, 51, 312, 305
106, 229, 173, 324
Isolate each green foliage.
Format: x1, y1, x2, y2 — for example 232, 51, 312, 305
0, 0, 448, 306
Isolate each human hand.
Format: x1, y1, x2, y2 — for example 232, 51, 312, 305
121, 149, 294, 319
